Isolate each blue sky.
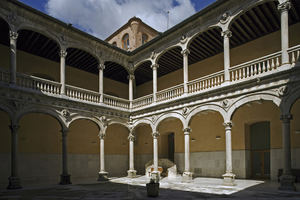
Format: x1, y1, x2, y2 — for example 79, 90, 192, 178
18, 0, 216, 39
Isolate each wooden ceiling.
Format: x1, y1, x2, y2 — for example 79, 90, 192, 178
0, 0, 299, 86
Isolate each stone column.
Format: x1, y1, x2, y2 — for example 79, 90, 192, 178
60, 49, 67, 95
152, 131, 160, 182
7, 123, 22, 189
98, 130, 108, 181
278, 1, 291, 65
181, 49, 190, 94
9, 31, 18, 85
151, 64, 159, 103
127, 133, 137, 178
221, 30, 232, 82
183, 127, 193, 181
60, 128, 71, 185
128, 74, 135, 109
279, 114, 295, 191
222, 121, 235, 185
98, 62, 105, 103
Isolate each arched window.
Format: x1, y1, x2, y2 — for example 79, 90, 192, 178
122, 33, 130, 50
112, 42, 117, 47
142, 33, 148, 45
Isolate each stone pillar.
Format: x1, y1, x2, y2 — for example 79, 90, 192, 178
181, 49, 190, 94
98, 130, 108, 181
221, 30, 232, 82
9, 31, 18, 85
7, 123, 22, 189
98, 62, 105, 103
222, 121, 235, 185
152, 131, 160, 182
60, 128, 71, 185
183, 127, 193, 181
127, 133, 137, 178
279, 114, 295, 191
128, 74, 135, 109
278, 1, 291, 65
60, 49, 67, 95
151, 64, 159, 103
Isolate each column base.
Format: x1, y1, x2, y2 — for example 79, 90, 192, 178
98, 171, 108, 181
222, 172, 236, 186
59, 174, 71, 185
151, 171, 160, 183
182, 171, 193, 182
7, 176, 22, 189
127, 170, 137, 178
279, 174, 296, 191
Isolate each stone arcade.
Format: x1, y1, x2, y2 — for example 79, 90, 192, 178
0, 0, 299, 192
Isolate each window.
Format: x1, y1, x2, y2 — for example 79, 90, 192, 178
122, 33, 130, 50
112, 42, 117, 47
142, 33, 148, 45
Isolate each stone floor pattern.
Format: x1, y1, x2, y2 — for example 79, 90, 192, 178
0, 176, 299, 199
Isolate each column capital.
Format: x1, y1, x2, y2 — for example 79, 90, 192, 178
128, 133, 135, 141
98, 129, 106, 139
221, 30, 232, 38
98, 63, 105, 70
151, 63, 159, 70
183, 127, 192, 135
152, 131, 160, 138
60, 128, 69, 137
127, 74, 135, 80
9, 124, 20, 133
181, 49, 190, 56
223, 121, 232, 130
278, 1, 291, 12
280, 114, 293, 122
9, 30, 18, 41
59, 49, 67, 58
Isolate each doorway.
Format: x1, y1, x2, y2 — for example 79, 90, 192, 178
168, 133, 175, 162
250, 121, 270, 179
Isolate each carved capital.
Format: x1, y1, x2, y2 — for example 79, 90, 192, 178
9, 31, 18, 41
183, 127, 191, 135
180, 35, 188, 44
151, 64, 159, 70
59, 50, 67, 58
98, 131, 106, 139
278, 1, 291, 12
220, 12, 230, 24
128, 133, 135, 141
98, 63, 105, 70
221, 30, 232, 38
60, 128, 69, 137
223, 121, 232, 130
127, 74, 135, 80
152, 131, 160, 138
181, 49, 190, 56
280, 114, 293, 123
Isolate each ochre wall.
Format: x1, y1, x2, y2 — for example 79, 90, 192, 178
136, 22, 300, 97
135, 125, 153, 155
104, 124, 129, 155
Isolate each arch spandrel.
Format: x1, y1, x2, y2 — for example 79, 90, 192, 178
67, 115, 101, 131
280, 84, 300, 115
132, 118, 154, 133
154, 112, 187, 132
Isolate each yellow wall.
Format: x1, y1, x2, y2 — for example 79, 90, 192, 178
104, 124, 129, 155
135, 125, 153, 155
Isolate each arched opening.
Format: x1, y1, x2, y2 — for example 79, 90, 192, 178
0, 17, 10, 72
231, 100, 280, 180
103, 61, 129, 99
134, 123, 153, 175
135, 60, 152, 98
65, 47, 99, 92
188, 27, 223, 81
188, 110, 225, 177
122, 33, 130, 50
290, 98, 300, 171
0, 110, 11, 187
156, 46, 183, 92
68, 118, 100, 183
105, 124, 129, 177
18, 113, 61, 186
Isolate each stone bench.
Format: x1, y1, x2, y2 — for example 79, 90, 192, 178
278, 169, 300, 183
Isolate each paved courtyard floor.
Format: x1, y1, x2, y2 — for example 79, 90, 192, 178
0, 176, 299, 199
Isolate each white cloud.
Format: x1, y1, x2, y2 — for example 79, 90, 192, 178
45, 0, 196, 40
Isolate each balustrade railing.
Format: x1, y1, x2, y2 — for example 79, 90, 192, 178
188, 71, 224, 94
132, 94, 153, 108
103, 94, 129, 109
16, 73, 61, 94
229, 51, 282, 82
66, 85, 100, 103
0, 68, 10, 83
288, 44, 300, 67
156, 84, 184, 102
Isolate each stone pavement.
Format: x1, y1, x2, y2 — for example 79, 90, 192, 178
0, 176, 299, 199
